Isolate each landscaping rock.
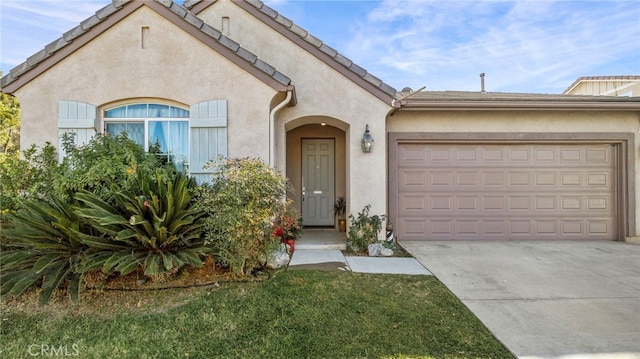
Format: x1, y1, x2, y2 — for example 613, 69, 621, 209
367, 243, 394, 257
267, 244, 290, 268
381, 247, 394, 257
368, 243, 383, 257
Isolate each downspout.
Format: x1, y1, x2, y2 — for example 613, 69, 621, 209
269, 90, 293, 167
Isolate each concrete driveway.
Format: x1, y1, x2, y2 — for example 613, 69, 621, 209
400, 240, 640, 359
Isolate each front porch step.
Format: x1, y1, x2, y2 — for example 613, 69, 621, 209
296, 242, 347, 250
295, 229, 347, 251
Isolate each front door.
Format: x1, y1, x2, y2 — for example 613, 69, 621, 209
302, 139, 335, 226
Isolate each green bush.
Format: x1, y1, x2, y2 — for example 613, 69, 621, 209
197, 157, 287, 277
55, 132, 166, 202
0, 195, 92, 304
74, 168, 211, 278
0, 142, 58, 215
0, 135, 214, 303
0, 133, 169, 215
348, 205, 386, 252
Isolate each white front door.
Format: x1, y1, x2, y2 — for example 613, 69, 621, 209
302, 139, 335, 226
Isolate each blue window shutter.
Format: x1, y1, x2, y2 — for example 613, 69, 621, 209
189, 100, 228, 183
58, 100, 97, 161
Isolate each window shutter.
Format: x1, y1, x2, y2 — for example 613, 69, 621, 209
189, 100, 228, 183
58, 100, 97, 161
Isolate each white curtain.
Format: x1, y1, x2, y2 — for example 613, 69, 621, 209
106, 122, 144, 146
149, 121, 188, 171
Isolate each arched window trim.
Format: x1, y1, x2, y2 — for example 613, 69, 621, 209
104, 103, 189, 119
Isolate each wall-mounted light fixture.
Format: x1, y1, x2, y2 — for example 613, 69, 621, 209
361, 124, 374, 153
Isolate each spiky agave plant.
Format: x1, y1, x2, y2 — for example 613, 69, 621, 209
0, 196, 91, 304
74, 168, 212, 278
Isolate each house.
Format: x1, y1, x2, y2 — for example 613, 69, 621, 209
1, 0, 639, 242
564, 76, 640, 96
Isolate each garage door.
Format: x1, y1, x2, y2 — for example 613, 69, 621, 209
396, 143, 617, 240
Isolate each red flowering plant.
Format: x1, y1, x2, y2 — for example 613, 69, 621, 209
272, 201, 303, 241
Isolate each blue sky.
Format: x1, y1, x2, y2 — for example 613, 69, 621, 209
1, 0, 639, 94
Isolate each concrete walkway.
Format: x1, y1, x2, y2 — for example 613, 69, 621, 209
401, 240, 640, 359
288, 249, 432, 275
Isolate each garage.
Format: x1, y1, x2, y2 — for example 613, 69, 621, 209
393, 142, 617, 240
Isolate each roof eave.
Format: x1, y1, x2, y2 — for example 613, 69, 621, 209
1, 0, 295, 99
185, 0, 216, 14
1, 1, 145, 94
399, 100, 640, 111
233, 0, 396, 106
147, 1, 294, 94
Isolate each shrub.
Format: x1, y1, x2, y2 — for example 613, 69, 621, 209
0, 195, 92, 304
74, 168, 211, 278
55, 132, 166, 202
0, 142, 58, 215
348, 205, 386, 252
1, 135, 212, 303
0, 133, 168, 215
197, 157, 287, 277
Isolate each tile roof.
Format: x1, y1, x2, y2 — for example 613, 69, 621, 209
1, 0, 294, 95
188, 0, 398, 104
395, 90, 640, 110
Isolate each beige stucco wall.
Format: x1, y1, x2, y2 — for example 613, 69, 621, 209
388, 109, 640, 237
14, 6, 277, 161
199, 1, 392, 226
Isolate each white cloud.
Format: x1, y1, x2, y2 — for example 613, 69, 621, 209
344, 0, 640, 93
2, 0, 638, 94
1, 0, 105, 71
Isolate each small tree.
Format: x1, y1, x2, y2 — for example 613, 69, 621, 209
55, 132, 166, 202
0, 142, 58, 215
197, 157, 287, 277
0, 74, 21, 156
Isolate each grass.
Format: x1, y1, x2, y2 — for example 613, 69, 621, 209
0, 270, 513, 359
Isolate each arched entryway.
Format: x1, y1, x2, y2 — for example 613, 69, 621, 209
285, 120, 347, 229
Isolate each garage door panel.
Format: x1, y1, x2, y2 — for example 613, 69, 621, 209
401, 168, 613, 191
399, 217, 616, 240
400, 193, 613, 217
397, 143, 616, 240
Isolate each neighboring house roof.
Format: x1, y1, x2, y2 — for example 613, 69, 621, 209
394, 90, 640, 111
563, 75, 640, 96
0, 0, 295, 99
186, 0, 398, 105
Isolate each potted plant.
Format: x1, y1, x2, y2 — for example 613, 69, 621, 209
348, 204, 386, 254
273, 204, 302, 253
334, 196, 347, 232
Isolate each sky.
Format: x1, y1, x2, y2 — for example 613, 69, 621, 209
1, 0, 639, 94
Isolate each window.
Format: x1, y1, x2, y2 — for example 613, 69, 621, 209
104, 103, 189, 172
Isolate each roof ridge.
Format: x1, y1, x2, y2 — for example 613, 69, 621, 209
1, 0, 294, 94
239, 0, 397, 101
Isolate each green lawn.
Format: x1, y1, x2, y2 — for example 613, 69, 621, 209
0, 270, 513, 358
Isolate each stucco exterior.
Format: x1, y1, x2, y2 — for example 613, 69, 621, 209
198, 0, 392, 222
14, 5, 278, 160
2, 0, 639, 241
